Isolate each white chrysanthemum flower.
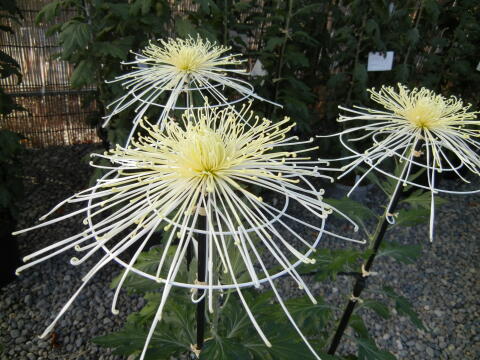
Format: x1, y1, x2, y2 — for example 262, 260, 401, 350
15, 103, 362, 360
104, 36, 274, 145
325, 83, 480, 240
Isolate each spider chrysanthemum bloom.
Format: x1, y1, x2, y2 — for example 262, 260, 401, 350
104, 36, 272, 145
329, 83, 480, 240
15, 103, 361, 360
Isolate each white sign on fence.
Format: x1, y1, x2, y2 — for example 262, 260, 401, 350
367, 51, 394, 72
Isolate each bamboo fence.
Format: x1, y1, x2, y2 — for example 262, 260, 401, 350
0, 0, 100, 148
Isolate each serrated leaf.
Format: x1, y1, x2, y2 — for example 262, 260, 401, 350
349, 314, 369, 339
299, 248, 371, 281
263, 334, 321, 360
218, 291, 272, 338
357, 337, 396, 360
377, 241, 421, 264
282, 296, 332, 334
93, 37, 134, 59
265, 37, 283, 51
36, 0, 61, 23
400, 189, 447, 209
361, 300, 390, 319
383, 286, 426, 330
59, 19, 91, 58
141, 0, 153, 15
110, 246, 170, 293
394, 208, 429, 227
93, 322, 189, 358
200, 337, 252, 360
406, 28, 419, 45
94, 291, 194, 357
325, 197, 377, 225
292, 3, 324, 17
93, 323, 148, 355
70, 60, 95, 88
284, 50, 309, 67
175, 18, 196, 37
352, 64, 368, 91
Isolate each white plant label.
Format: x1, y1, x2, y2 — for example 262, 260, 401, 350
367, 51, 394, 72
476, 61, 480, 72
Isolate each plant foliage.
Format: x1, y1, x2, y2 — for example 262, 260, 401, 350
36, 0, 480, 151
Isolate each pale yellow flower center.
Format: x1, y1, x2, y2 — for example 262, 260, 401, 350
403, 98, 443, 129
142, 37, 240, 76
117, 106, 300, 195
169, 47, 209, 73
176, 127, 235, 178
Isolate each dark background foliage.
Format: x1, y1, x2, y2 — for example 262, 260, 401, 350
0, 0, 25, 287
33, 0, 480, 149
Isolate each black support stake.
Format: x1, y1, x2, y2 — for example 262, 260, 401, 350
328, 142, 422, 355
195, 213, 207, 355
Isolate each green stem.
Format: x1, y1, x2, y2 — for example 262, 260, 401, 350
272, 0, 294, 117
345, 13, 366, 107
327, 145, 418, 355
223, 0, 228, 45
403, 1, 423, 67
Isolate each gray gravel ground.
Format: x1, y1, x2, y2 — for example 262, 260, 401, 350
0, 144, 478, 360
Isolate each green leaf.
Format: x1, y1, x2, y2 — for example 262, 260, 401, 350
201, 338, 252, 360
141, 0, 153, 15
36, 0, 61, 23
284, 50, 309, 67
45, 23, 62, 37
128, 292, 161, 325
395, 63, 409, 83
352, 63, 368, 95
394, 208, 429, 227
377, 241, 421, 264
325, 197, 377, 225
93, 322, 189, 358
93, 37, 134, 59
219, 291, 272, 338
300, 248, 371, 281
357, 337, 396, 360
104, 3, 130, 20
93, 323, 148, 355
292, 3, 324, 17
70, 60, 95, 88
361, 300, 390, 319
400, 189, 447, 209
282, 296, 332, 334
59, 19, 91, 58
110, 246, 167, 293
175, 18, 196, 37
406, 28, 419, 45
262, 334, 322, 360
359, 169, 392, 196
264, 37, 283, 51
349, 314, 369, 338
94, 291, 194, 358
383, 286, 426, 330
